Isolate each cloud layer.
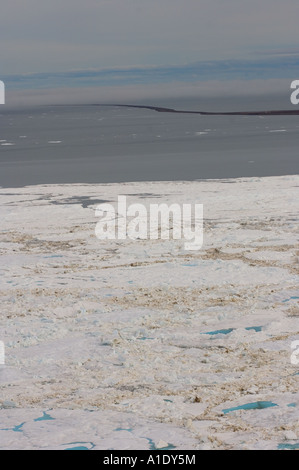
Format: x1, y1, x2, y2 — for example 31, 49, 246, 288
1, 1, 299, 74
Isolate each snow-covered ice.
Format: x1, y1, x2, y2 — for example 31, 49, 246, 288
0, 175, 298, 449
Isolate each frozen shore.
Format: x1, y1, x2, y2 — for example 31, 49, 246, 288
0, 175, 298, 450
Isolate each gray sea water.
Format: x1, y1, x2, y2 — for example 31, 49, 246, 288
0, 95, 298, 187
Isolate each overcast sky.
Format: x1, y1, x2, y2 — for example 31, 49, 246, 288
1, 0, 299, 75
1, 0, 299, 105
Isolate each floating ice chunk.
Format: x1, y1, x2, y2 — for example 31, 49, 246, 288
155, 439, 170, 449
245, 326, 262, 332
268, 129, 286, 133
64, 442, 95, 450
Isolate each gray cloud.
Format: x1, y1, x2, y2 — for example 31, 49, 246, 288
1, 0, 299, 74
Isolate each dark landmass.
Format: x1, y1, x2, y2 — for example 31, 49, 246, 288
50, 103, 299, 115
97, 104, 299, 115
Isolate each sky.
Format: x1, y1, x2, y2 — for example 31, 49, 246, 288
1, 0, 299, 104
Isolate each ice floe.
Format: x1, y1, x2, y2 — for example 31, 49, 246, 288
0, 175, 298, 449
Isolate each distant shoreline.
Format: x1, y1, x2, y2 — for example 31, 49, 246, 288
69, 103, 299, 116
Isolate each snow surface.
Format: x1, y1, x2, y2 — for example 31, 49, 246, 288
0, 175, 298, 450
